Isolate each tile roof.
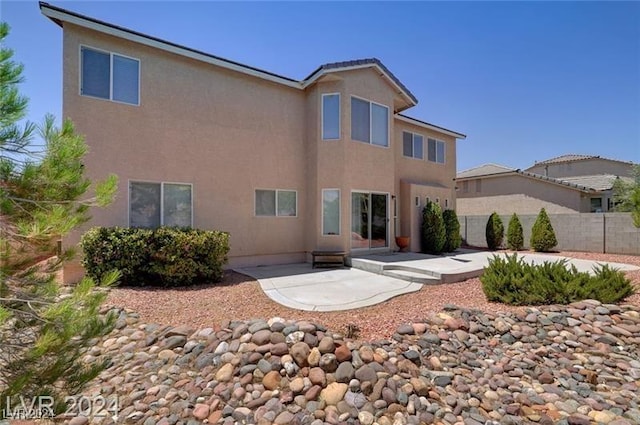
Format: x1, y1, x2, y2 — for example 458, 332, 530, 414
560, 174, 633, 191
456, 164, 515, 179
531, 154, 634, 166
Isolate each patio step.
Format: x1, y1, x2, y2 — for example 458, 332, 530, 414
381, 269, 440, 285
351, 259, 442, 285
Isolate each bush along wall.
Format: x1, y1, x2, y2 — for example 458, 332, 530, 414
442, 209, 462, 252
480, 254, 634, 305
506, 213, 524, 251
421, 201, 446, 254
485, 212, 504, 250
81, 227, 230, 287
530, 208, 558, 252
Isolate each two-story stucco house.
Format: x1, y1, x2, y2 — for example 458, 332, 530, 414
40, 2, 466, 283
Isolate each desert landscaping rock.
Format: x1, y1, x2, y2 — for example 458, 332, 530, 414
64, 299, 640, 424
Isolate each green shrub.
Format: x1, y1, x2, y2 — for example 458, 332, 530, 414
485, 212, 504, 250
480, 254, 634, 305
506, 213, 524, 251
421, 201, 446, 254
442, 209, 462, 252
81, 227, 230, 286
530, 208, 557, 252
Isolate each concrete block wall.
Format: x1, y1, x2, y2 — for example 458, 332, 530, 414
458, 213, 639, 255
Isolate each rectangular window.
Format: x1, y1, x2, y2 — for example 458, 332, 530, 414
415, 196, 420, 207
129, 182, 192, 228
462, 181, 469, 193
255, 189, 297, 217
590, 197, 603, 213
81, 46, 139, 105
351, 97, 389, 147
403, 131, 424, 159
322, 189, 340, 235
322, 94, 340, 140
427, 138, 445, 164
476, 179, 482, 193
445, 199, 449, 209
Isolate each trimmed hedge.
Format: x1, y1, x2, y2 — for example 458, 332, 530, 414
485, 212, 504, 250
481, 254, 634, 305
421, 201, 446, 254
442, 209, 461, 252
81, 227, 230, 287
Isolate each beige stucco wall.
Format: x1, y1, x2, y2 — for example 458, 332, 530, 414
60, 24, 460, 281
456, 174, 590, 215
527, 159, 634, 178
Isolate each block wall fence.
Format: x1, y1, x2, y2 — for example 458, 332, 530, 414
458, 213, 639, 255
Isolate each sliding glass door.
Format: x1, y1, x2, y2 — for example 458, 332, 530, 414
351, 192, 388, 249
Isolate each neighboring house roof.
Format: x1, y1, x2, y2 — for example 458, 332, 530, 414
456, 163, 602, 192
529, 154, 634, 167
561, 174, 633, 192
456, 163, 515, 179
40, 2, 431, 116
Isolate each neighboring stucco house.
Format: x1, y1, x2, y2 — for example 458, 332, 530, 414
456, 156, 635, 216
40, 3, 467, 282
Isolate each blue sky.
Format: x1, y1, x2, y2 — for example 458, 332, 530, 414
1, 1, 639, 171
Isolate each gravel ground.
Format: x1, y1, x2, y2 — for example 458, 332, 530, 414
106, 251, 640, 342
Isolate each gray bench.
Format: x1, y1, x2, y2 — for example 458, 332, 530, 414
311, 251, 347, 268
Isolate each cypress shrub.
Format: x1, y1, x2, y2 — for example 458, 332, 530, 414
442, 209, 462, 252
485, 212, 504, 250
421, 201, 446, 254
530, 208, 557, 252
506, 213, 524, 251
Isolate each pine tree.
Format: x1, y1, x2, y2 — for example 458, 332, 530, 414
530, 208, 558, 252
485, 212, 504, 250
611, 165, 640, 227
0, 22, 118, 413
506, 213, 524, 251
421, 201, 446, 254
442, 209, 461, 252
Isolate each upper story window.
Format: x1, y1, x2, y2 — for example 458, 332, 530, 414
81, 46, 140, 105
351, 97, 389, 147
427, 138, 445, 164
322, 94, 340, 140
402, 131, 423, 159
129, 181, 192, 228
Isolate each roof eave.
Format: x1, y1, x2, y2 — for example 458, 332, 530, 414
39, 2, 303, 90
395, 114, 466, 139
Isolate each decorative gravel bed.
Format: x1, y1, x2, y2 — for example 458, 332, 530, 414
106, 251, 640, 342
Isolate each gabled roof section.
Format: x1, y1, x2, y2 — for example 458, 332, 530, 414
303, 59, 418, 110
456, 164, 602, 193
39, 1, 417, 111
457, 164, 515, 179
530, 154, 634, 167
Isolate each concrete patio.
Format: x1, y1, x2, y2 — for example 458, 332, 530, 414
236, 251, 639, 312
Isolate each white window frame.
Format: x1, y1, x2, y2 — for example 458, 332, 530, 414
321, 189, 341, 236
427, 138, 446, 164
415, 196, 421, 208
350, 95, 389, 148
402, 131, 424, 159
254, 189, 298, 217
321, 93, 341, 141
128, 180, 193, 227
80, 44, 141, 106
